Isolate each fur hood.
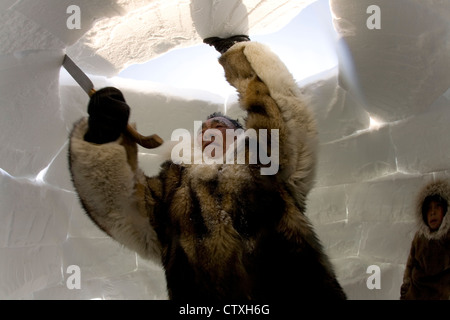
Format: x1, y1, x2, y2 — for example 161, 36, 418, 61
415, 180, 450, 240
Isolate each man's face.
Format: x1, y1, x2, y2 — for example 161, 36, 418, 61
198, 116, 237, 157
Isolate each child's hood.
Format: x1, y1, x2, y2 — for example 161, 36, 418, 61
415, 180, 450, 240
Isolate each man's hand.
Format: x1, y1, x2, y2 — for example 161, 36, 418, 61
84, 87, 130, 144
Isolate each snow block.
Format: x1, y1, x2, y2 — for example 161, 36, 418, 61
67, 0, 316, 76
346, 173, 434, 223
306, 184, 347, 225
335, 257, 405, 300
10, 0, 125, 47
33, 268, 167, 300
392, 91, 450, 174
330, 0, 450, 121
0, 172, 71, 248
67, 198, 110, 240
301, 67, 370, 143
0, 51, 66, 178
190, 0, 314, 39
62, 237, 138, 282
315, 221, 363, 260
0, 245, 63, 299
315, 125, 397, 187
0, 10, 64, 54
359, 221, 415, 264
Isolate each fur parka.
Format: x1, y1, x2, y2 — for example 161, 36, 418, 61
68, 42, 346, 300
400, 180, 450, 300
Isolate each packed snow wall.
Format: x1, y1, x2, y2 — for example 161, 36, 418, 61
1, 0, 449, 300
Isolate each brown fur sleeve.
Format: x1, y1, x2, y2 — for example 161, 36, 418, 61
219, 42, 318, 202
68, 118, 162, 262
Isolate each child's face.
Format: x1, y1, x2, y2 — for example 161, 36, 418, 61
426, 200, 445, 231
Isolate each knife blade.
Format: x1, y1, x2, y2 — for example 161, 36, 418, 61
62, 54, 96, 97
61, 54, 163, 149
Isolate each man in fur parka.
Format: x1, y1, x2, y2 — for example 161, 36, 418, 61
68, 36, 346, 300
400, 180, 450, 300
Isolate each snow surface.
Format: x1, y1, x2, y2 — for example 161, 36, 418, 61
1, 0, 450, 300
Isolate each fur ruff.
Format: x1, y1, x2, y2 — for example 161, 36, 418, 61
415, 179, 450, 240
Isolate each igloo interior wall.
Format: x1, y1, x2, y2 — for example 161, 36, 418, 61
1, 0, 450, 300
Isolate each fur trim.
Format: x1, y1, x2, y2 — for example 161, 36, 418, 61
225, 42, 318, 206
69, 118, 162, 261
415, 179, 450, 240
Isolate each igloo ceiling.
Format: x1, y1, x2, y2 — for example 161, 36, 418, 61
1, 0, 450, 300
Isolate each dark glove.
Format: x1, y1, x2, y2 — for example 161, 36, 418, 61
84, 87, 130, 144
203, 35, 250, 54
